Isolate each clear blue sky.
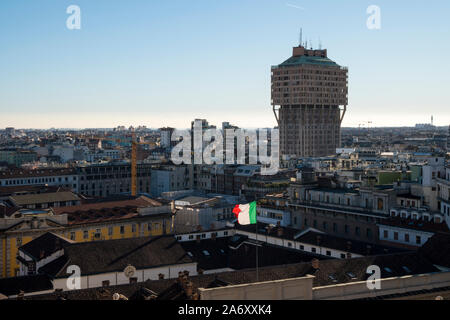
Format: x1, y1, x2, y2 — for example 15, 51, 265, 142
1, 0, 449, 129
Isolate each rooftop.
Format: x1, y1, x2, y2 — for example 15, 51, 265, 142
38, 235, 193, 278
10, 191, 80, 206
273, 55, 341, 69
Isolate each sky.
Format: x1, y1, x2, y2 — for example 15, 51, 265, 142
0, 0, 449, 129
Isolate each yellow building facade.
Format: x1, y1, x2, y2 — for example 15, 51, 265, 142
1, 211, 173, 278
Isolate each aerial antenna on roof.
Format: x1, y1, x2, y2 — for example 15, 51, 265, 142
299, 28, 303, 47
319, 37, 322, 50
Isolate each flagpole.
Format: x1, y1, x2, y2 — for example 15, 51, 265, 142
256, 218, 259, 282
255, 201, 259, 282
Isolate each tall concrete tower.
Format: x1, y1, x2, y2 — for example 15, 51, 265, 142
271, 44, 348, 158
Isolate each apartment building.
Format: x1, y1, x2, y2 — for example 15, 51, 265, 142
77, 162, 152, 197
0, 168, 78, 192
0, 149, 37, 167
287, 172, 396, 243
0, 196, 174, 278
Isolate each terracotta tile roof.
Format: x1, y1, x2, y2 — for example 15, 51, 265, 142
52, 196, 162, 215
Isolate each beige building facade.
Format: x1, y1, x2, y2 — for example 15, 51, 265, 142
272, 45, 348, 158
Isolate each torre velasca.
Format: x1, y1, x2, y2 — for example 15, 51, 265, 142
272, 43, 348, 158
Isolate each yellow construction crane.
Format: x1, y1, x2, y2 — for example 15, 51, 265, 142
82, 133, 155, 196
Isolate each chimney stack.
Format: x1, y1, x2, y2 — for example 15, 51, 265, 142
185, 281, 193, 298
17, 291, 25, 300
346, 241, 352, 251
311, 258, 320, 270
277, 226, 283, 237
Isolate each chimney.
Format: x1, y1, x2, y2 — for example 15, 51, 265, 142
185, 281, 193, 298
312, 258, 320, 270
17, 291, 25, 300
277, 226, 283, 237
177, 271, 184, 284
346, 241, 352, 251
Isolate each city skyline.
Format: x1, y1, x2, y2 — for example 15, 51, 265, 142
1, 0, 450, 129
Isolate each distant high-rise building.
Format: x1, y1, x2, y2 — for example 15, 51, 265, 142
271, 43, 348, 158
159, 127, 175, 149
447, 125, 450, 152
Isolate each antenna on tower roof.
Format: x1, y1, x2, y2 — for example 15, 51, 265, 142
319, 37, 322, 50
299, 28, 303, 47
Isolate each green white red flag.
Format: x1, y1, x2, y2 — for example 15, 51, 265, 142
233, 201, 257, 225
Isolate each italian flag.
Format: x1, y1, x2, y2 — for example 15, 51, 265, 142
233, 201, 257, 225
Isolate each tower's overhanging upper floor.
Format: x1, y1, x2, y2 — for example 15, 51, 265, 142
271, 45, 348, 107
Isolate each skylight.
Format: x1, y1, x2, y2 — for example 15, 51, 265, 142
328, 274, 337, 282
402, 266, 411, 273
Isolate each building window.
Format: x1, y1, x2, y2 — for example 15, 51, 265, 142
326, 250, 331, 256
120, 226, 125, 234
416, 236, 421, 245
132, 224, 136, 233
300, 245, 304, 250
355, 227, 360, 236
394, 232, 399, 240
333, 223, 337, 233
377, 198, 384, 210
108, 227, 113, 236
344, 225, 349, 234
405, 234, 410, 243
16, 237, 22, 247
383, 230, 388, 238
83, 230, 88, 239
70, 232, 75, 240
340, 253, 346, 259
102, 280, 110, 287
311, 247, 317, 253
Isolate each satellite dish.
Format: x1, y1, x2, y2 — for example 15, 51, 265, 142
123, 265, 136, 278
112, 293, 120, 300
